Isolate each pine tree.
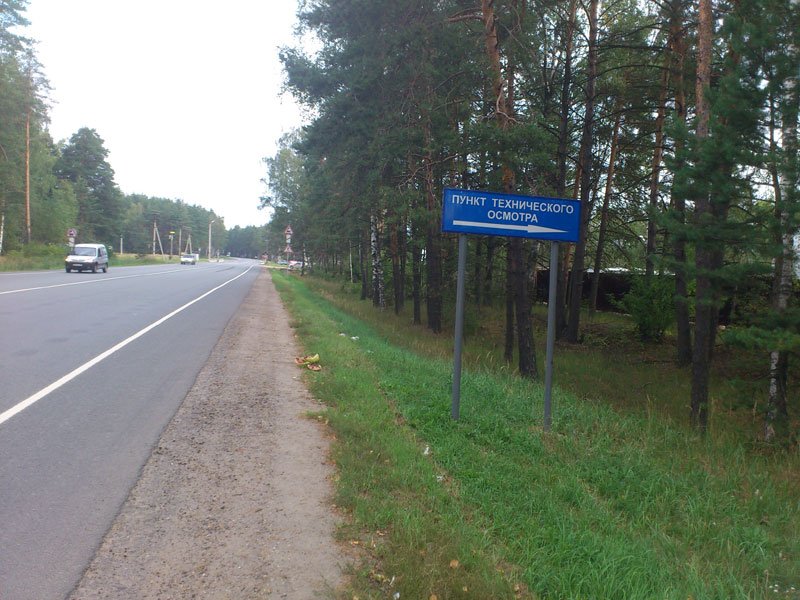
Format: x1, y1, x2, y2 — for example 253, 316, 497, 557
668, 0, 770, 431
55, 128, 123, 244
714, 0, 800, 441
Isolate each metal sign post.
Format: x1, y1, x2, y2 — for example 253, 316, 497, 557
442, 188, 580, 426
451, 235, 468, 420
543, 241, 559, 431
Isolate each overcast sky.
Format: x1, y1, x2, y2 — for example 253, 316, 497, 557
25, 0, 306, 228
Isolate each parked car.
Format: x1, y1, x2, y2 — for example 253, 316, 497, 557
65, 243, 108, 273
180, 253, 199, 265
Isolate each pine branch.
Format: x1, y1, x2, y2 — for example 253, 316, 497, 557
446, 8, 482, 24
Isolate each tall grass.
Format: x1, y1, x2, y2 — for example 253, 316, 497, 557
0, 246, 174, 271
273, 271, 799, 599
307, 275, 794, 442
0, 243, 69, 271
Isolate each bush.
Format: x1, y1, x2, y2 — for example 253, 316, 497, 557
618, 275, 674, 342
17, 243, 69, 258
0, 243, 70, 271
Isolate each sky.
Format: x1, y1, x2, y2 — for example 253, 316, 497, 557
25, 0, 307, 228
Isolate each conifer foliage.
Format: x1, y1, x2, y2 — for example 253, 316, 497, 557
270, 0, 799, 438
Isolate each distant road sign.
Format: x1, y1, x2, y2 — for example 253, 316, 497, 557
442, 188, 580, 243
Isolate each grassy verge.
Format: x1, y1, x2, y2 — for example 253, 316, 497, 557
273, 271, 799, 600
0, 251, 181, 271
304, 275, 798, 443
112, 253, 172, 267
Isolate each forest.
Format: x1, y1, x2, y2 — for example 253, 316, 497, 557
0, 1, 266, 262
262, 0, 799, 441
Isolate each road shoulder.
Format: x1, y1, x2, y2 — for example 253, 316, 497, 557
70, 268, 345, 599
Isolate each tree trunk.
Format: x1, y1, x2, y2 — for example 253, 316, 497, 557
670, 1, 692, 365
399, 215, 407, 310
482, 0, 537, 377
555, 0, 578, 199
424, 137, 443, 333
473, 237, 484, 307
483, 236, 496, 306
555, 0, 578, 338
477, 151, 494, 307
765, 36, 798, 441
690, 0, 714, 432
512, 238, 537, 376
360, 232, 368, 301
522, 240, 539, 374
390, 216, 403, 314
646, 60, 671, 279
371, 213, 385, 309
565, 0, 598, 343
589, 107, 622, 314
412, 231, 422, 325
504, 244, 515, 363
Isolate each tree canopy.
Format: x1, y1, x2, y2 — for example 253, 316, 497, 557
265, 0, 800, 439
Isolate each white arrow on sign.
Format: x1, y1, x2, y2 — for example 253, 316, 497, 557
453, 220, 567, 235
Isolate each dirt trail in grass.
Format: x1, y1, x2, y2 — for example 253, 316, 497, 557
70, 269, 346, 599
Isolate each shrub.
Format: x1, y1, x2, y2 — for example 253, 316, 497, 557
618, 275, 674, 342
18, 243, 69, 258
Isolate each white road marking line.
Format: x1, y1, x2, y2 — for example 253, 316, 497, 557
0, 265, 256, 427
0, 268, 187, 296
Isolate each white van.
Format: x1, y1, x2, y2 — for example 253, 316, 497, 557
65, 243, 109, 273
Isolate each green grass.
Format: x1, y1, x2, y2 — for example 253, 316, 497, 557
0, 249, 181, 271
0, 243, 71, 271
273, 271, 799, 599
308, 275, 796, 442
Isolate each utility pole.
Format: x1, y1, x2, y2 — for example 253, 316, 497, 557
208, 219, 216, 261
25, 106, 31, 244
24, 59, 32, 245
151, 212, 159, 255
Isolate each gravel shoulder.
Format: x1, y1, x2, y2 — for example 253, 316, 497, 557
70, 268, 346, 599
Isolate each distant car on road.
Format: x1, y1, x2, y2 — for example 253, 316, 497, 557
66, 243, 108, 273
180, 253, 199, 265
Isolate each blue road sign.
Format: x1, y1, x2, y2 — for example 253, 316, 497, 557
442, 187, 581, 243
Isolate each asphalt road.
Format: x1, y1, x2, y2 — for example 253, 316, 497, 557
0, 259, 262, 600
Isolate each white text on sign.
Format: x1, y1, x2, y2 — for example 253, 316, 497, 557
451, 193, 575, 214
450, 194, 576, 225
